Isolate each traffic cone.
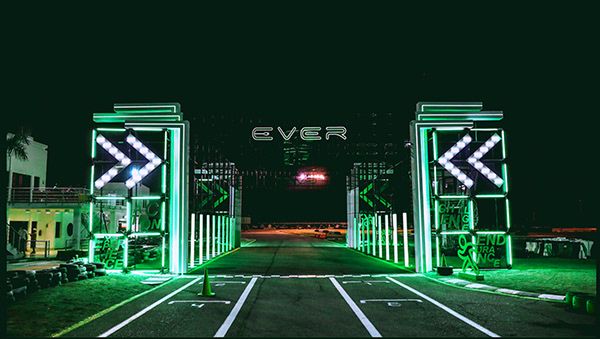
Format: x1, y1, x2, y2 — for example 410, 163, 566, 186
199, 269, 215, 297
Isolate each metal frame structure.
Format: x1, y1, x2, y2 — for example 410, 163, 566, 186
410, 102, 511, 273
89, 103, 190, 274
189, 162, 242, 268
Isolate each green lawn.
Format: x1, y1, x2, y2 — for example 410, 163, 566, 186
481, 258, 596, 296
7, 273, 154, 337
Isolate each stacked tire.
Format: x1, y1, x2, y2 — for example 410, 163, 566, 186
566, 292, 596, 315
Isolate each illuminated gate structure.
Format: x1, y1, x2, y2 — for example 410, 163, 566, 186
410, 102, 511, 273
346, 162, 412, 267
89, 103, 191, 274
189, 162, 242, 269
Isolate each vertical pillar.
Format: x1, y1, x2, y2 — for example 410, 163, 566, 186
199, 214, 203, 265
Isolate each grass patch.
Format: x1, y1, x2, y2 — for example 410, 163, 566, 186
7, 273, 153, 337
481, 258, 597, 296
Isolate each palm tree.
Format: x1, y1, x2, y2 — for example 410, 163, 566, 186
7, 127, 31, 172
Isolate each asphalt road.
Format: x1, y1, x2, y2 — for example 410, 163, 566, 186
65, 231, 596, 337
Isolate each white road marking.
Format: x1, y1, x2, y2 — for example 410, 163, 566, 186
342, 280, 390, 285
538, 294, 565, 301
329, 277, 382, 337
191, 304, 205, 309
98, 277, 201, 337
214, 277, 258, 337
168, 300, 231, 305
386, 277, 500, 337
360, 299, 423, 304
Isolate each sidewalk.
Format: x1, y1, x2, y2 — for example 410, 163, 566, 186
427, 258, 596, 301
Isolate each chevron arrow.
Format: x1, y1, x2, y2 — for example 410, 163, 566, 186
125, 134, 163, 188
467, 133, 504, 187
94, 134, 132, 189
437, 134, 474, 188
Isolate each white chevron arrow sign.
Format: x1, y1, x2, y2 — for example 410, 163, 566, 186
125, 134, 163, 188
467, 133, 504, 187
437, 134, 474, 188
94, 134, 131, 189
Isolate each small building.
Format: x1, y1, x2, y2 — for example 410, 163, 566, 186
6, 133, 88, 259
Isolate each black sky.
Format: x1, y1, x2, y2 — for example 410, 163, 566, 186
4, 3, 596, 226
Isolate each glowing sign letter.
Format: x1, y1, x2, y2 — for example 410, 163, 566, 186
252, 127, 273, 141
300, 127, 322, 141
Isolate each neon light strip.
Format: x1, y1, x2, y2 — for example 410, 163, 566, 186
212, 215, 216, 257
206, 214, 211, 259
476, 231, 506, 235
131, 127, 165, 131
432, 130, 439, 196
372, 215, 377, 256
378, 215, 383, 258
96, 128, 126, 132
402, 212, 409, 267
131, 196, 162, 200
385, 214, 390, 261
438, 195, 469, 199
507, 235, 513, 266
475, 194, 505, 198
190, 213, 195, 268
392, 214, 398, 263
199, 214, 204, 264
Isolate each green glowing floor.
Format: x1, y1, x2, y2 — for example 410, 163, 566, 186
479, 258, 596, 296
7, 274, 153, 337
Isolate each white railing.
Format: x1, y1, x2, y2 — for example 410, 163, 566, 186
8, 187, 89, 204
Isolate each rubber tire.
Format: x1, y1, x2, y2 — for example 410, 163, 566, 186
586, 299, 596, 315
572, 295, 586, 311
91, 262, 105, 269
94, 268, 107, 276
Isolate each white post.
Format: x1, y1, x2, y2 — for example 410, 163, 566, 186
378, 214, 383, 258
403, 212, 409, 267
190, 213, 195, 268
199, 214, 203, 264
212, 215, 216, 257
206, 214, 211, 259
385, 214, 390, 261
393, 213, 398, 263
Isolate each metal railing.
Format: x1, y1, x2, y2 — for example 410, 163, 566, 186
8, 187, 89, 204
6, 224, 50, 258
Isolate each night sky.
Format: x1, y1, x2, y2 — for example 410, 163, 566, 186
4, 3, 595, 227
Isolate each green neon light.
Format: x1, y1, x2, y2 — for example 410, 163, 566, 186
161, 201, 166, 231
132, 127, 165, 131
96, 128, 126, 132
438, 195, 469, 199
161, 237, 165, 268
392, 214, 398, 263
378, 215, 383, 258
190, 213, 195, 268
432, 130, 439, 196
435, 237, 440, 267
469, 200, 475, 230
120, 109, 175, 114
475, 194, 506, 199
199, 214, 204, 264
88, 202, 94, 232
507, 235, 513, 266
93, 113, 181, 123
96, 196, 126, 200
212, 215, 216, 257
505, 199, 512, 230
385, 215, 390, 261
372, 215, 377, 256
131, 196, 162, 200
476, 231, 507, 235
123, 238, 128, 270
126, 201, 131, 232
502, 163, 509, 194
217, 215, 222, 255
417, 113, 503, 121
206, 214, 211, 259
88, 239, 94, 263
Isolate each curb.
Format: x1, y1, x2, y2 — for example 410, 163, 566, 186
436, 276, 566, 302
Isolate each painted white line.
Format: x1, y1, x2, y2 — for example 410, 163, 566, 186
465, 283, 493, 289
538, 294, 565, 301
329, 277, 382, 337
98, 277, 201, 337
214, 277, 258, 337
360, 299, 422, 303
168, 300, 231, 305
495, 288, 521, 295
386, 277, 500, 337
